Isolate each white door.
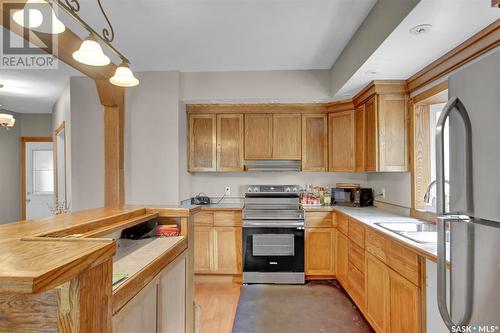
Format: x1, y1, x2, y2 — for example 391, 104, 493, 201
25, 141, 55, 220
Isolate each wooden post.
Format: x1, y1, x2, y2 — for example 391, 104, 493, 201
95, 80, 125, 207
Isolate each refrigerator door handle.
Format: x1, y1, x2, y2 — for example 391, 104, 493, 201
436, 96, 475, 331
436, 96, 474, 216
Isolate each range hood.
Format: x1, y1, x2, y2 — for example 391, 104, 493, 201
244, 160, 301, 172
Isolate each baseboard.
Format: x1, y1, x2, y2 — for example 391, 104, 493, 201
306, 275, 336, 280
195, 274, 242, 283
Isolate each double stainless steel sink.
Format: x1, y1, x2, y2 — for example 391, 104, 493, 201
374, 221, 449, 244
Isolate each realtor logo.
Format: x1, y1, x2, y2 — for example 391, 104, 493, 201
1, 1, 58, 69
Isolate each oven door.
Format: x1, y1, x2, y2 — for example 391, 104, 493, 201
242, 224, 304, 273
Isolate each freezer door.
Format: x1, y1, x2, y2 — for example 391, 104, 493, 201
450, 218, 500, 328
447, 49, 500, 221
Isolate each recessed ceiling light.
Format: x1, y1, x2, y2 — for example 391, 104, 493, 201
342, 93, 353, 98
409, 24, 432, 35
364, 69, 381, 76
0, 84, 3, 89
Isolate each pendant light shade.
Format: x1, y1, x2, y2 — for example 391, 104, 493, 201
72, 35, 110, 66
13, 3, 43, 28
12, 0, 65, 34
110, 62, 139, 87
32, 10, 65, 34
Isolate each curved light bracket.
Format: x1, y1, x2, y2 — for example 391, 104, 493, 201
53, 0, 127, 62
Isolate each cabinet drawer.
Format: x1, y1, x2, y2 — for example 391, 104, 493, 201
337, 212, 349, 235
305, 212, 333, 228
194, 212, 214, 226
386, 240, 420, 286
348, 261, 365, 310
348, 240, 365, 272
366, 228, 386, 262
214, 211, 242, 227
348, 219, 365, 248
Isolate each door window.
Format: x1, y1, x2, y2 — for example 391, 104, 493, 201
32, 150, 54, 194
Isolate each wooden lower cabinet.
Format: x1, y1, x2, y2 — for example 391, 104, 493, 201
194, 226, 213, 273
113, 254, 187, 333
365, 252, 389, 333
336, 231, 348, 285
113, 278, 158, 333
305, 228, 336, 275
388, 268, 420, 333
194, 211, 242, 274
213, 227, 242, 274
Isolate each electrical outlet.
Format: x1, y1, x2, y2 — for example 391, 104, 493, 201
381, 188, 386, 199
224, 186, 231, 196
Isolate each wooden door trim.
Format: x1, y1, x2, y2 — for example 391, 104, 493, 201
20, 137, 53, 220
53, 121, 67, 210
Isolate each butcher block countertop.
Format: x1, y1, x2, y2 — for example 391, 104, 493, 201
0, 205, 198, 294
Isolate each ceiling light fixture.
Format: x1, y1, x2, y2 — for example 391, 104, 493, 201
73, 34, 111, 66
0, 113, 16, 130
53, 0, 138, 87
12, 0, 65, 34
409, 24, 432, 35
110, 61, 139, 87
364, 69, 381, 76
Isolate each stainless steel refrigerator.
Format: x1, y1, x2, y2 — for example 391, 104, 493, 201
436, 49, 500, 331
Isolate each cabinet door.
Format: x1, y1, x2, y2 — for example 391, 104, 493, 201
158, 255, 186, 333
305, 228, 335, 275
378, 93, 408, 171
194, 226, 213, 273
113, 278, 158, 333
336, 231, 348, 285
329, 111, 355, 172
244, 114, 273, 159
213, 227, 242, 274
273, 114, 301, 160
365, 253, 389, 333
189, 114, 217, 171
388, 269, 420, 333
364, 96, 378, 172
217, 114, 244, 171
354, 106, 365, 172
302, 114, 328, 171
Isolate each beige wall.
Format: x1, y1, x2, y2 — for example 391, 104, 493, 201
125, 71, 182, 205
180, 70, 332, 102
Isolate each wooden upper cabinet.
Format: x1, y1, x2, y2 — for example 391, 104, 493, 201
189, 115, 216, 171
354, 106, 365, 172
378, 94, 408, 171
329, 110, 355, 172
272, 114, 301, 160
217, 114, 244, 171
364, 96, 378, 172
302, 114, 328, 171
244, 114, 273, 160
354, 81, 408, 172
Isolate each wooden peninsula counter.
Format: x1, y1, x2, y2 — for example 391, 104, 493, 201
0, 205, 200, 333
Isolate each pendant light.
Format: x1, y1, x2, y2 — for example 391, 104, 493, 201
12, 0, 65, 34
109, 61, 139, 87
72, 35, 110, 66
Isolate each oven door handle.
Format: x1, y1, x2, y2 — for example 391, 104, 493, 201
243, 221, 305, 228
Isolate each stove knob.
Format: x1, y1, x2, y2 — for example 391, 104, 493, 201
292, 187, 298, 192
247, 187, 253, 193
253, 187, 259, 192
285, 187, 291, 192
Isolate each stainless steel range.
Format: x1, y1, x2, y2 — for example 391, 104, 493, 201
242, 185, 305, 284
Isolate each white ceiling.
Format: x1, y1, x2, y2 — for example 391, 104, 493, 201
1, 0, 377, 113
334, 0, 500, 99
